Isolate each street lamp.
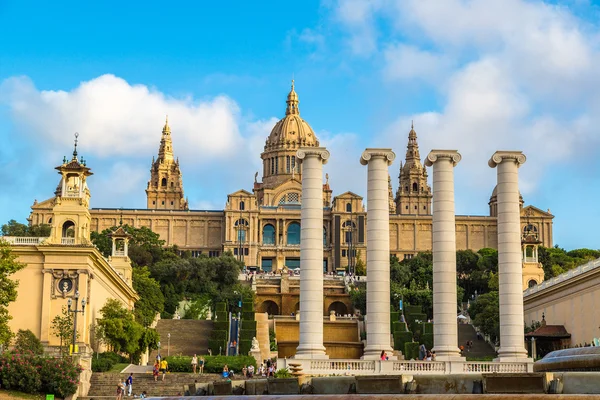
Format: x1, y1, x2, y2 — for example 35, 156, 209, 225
157, 341, 161, 360
67, 290, 86, 355
167, 333, 171, 357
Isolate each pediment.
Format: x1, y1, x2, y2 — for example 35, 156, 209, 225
334, 191, 363, 200
31, 197, 55, 210
227, 189, 254, 197
522, 205, 554, 218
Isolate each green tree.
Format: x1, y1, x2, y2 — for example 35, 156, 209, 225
469, 291, 500, 344
0, 239, 26, 346
132, 266, 164, 326
1, 220, 29, 236
355, 250, 366, 276
28, 224, 51, 237
51, 306, 77, 356
14, 329, 44, 355
349, 286, 366, 315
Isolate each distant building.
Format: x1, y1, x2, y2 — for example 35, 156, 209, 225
29, 82, 554, 289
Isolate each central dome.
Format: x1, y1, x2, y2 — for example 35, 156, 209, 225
264, 81, 320, 151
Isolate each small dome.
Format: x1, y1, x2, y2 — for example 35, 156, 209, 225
490, 185, 524, 203
264, 81, 319, 151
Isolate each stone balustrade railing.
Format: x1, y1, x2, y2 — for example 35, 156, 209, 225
1, 236, 47, 245
61, 237, 76, 245
524, 257, 600, 297
279, 358, 533, 375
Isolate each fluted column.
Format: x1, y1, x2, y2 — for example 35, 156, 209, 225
425, 150, 463, 360
361, 148, 396, 359
489, 151, 529, 360
295, 147, 329, 359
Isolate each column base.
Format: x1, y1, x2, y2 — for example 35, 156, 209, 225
496, 347, 530, 361
432, 345, 463, 361
295, 345, 329, 359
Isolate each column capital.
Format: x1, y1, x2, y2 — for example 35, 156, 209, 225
488, 151, 526, 168
297, 147, 330, 165
424, 150, 461, 167
360, 148, 396, 166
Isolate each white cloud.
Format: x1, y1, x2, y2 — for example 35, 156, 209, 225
0, 74, 242, 161
333, 0, 383, 55
383, 44, 453, 83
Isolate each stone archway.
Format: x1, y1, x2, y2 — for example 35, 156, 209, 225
328, 301, 348, 316
259, 300, 280, 316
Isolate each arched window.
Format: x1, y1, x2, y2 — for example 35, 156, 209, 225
171, 181, 174, 188
234, 219, 249, 243
412, 182, 418, 192
346, 203, 352, 212
342, 220, 356, 243
323, 227, 327, 246
271, 157, 275, 175
239, 201, 245, 211
62, 221, 75, 238
286, 156, 291, 173
405, 186, 409, 192
528, 279, 537, 288
161, 178, 167, 187
287, 222, 301, 245
262, 224, 275, 245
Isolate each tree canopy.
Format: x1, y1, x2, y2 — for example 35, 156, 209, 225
1, 220, 50, 237
0, 239, 26, 346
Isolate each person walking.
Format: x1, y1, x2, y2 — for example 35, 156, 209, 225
191, 354, 198, 374
153, 361, 159, 382
160, 359, 168, 381
125, 373, 133, 396
116, 381, 124, 400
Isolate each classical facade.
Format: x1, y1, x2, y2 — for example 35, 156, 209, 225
29, 82, 554, 288
6, 144, 138, 351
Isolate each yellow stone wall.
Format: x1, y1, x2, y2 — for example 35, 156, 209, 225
7, 245, 138, 348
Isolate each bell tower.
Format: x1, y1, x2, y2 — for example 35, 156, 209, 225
47, 133, 93, 245
521, 209, 545, 289
146, 117, 189, 210
395, 123, 432, 215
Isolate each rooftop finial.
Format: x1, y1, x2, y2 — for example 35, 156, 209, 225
163, 115, 171, 134
286, 80, 299, 116
73, 132, 79, 159
411, 120, 414, 130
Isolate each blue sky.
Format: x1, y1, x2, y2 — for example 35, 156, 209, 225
1, 0, 599, 250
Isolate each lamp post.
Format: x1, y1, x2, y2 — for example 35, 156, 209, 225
157, 341, 161, 360
167, 333, 171, 357
67, 290, 86, 355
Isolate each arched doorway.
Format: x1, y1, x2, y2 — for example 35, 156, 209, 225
62, 221, 75, 238
328, 301, 348, 316
293, 302, 300, 314
259, 300, 279, 316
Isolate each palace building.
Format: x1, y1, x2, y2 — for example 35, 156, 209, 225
29, 82, 554, 289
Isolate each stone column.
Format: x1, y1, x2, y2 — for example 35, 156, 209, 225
360, 148, 396, 359
489, 151, 529, 360
425, 150, 463, 360
295, 147, 329, 359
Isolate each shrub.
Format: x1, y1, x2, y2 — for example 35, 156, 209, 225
211, 330, 228, 341
404, 342, 419, 360
0, 352, 42, 393
273, 368, 292, 378
208, 340, 227, 355
216, 311, 228, 322
14, 329, 44, 355
39, 356, 82, 398
239, 339, 252, 356
392, 321, 408, 333
393, 331, 413, 352
242, 312, 255, 321
404, 305, 421, 316
216, 303, 227, 312
239, 330, 254, 341
242, 303, 253, 312
164, 355, 256, 373
421, 333, 434, 351
241, 320, 256, 330
390, 312, 399, 325
0, 352, 81, 397
213, 321, 228, 332
92, 358, 113, 372
423, 322, 434, 334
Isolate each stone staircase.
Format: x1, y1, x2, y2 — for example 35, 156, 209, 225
84, 372, 222, 398
457, 323, 497, 359
148, 319, 214, 361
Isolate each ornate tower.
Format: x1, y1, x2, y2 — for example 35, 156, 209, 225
47, 133, 93, 245
260, 81, 320, 190
521, 209, 544, 289
395, 124, 432, 215
108, 224, 133, 286
146, 117, 189, 210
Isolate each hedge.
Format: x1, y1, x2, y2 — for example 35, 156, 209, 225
404, 305, 421, 316
208, 339, 227, 355
165, 355, 256, 373
423, 322, 433, 335
241, 320, 257, 330
393, 331, 413, 352
390, 311, 399, 325
216, 303, 227, 312
242, 302, 254, 312
242, 312, 255, 321
213, 321, 228, 332
216, 311, 228, 322
239, 329, 255, 341
239, 339, 252, 356
404, 342, 419, 360
392, 321, 408, 333
91, 352, 128, 372
421, 333, 434, 351
211, 330, 228, 341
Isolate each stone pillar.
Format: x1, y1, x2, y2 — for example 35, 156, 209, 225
295, 147, 329, 359
489, 151, 529, 360
425, 150, 463, 360
360, 148, 396, 359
